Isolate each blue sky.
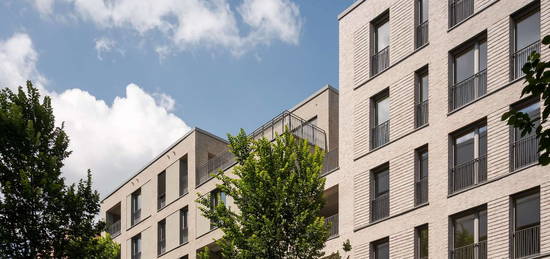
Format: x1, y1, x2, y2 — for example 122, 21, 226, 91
0, 0, 353, 195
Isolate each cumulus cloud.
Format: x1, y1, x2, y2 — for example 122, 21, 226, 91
30, 0, 303, 56
0, 33, 191, 196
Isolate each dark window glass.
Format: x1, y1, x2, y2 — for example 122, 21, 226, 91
158, 171, 166, 209
131, 234, 141, 259
419, 150, 428, 179
454, 48, 475, 83
455, 131, 475, 165
479, 41, 487, 71
416, 225, 429, 259
479, 210, 487, 241
375, 96, 390, 125
180, 157, 188, 196
419, 0, 428, 23
158, 220, 166, 255
419, 73, 429, 102
515, 192, 540, 229
454, 214, 475, 248
376, 21, 390, 52
516, 11, 540, 50
180, 208, 188, 244
373, 239, 389, 259
374, 169, 389, 197
131, 189, 141, 225
515, 102, 541, 139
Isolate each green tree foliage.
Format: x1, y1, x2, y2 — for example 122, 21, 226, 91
197, 129, 329, 259
502, 35, 550, 165
0, 81, 119, 258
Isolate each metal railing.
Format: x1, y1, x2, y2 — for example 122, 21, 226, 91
415, 100, 429, 128
180, 227, 189, 244
450, 70, 487, 111
158, 193, 166, 210
415, 177, 428, 206
196, 111, 327, 186
371, 120, 390, 149
106, 220, 121, 237
371, 193, 389, 222
450, 0, 473, 27
513, 225, 540, 258
321, 148, 339, 176
325, 214, 339, 239
512, 41, 541, 80
511, 135, 539, 171
416, 21, 429, 48
449, 155, 487, 194
371, 47, 390, 76
131, 209, 141, 226
450, 240, 487, 259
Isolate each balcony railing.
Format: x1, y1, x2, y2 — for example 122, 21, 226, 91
449, 155, 487, 194
371, 47, 390, 76
513, 225, 540, 258
131, 209, 141, 226
415, 100, 429, 128
416, 21, 429, 48
325, 214, 339, 239
511, 135, 539, 171
371, 120, 390, 150
371, 193, 389, 222
512, 41, 541, 80
158, 193, 166, 210
450, 69, 487, 111
450, 240, 487, 259
106, 220, 121, 237
321, 148, 339, 176
196, 111, 327, 186
180, 227, 189, 244
449, 0, 473, 27
415, 177, 428, 206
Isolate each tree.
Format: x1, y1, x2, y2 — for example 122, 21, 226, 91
0, 81, 119, 258
197, 129, 329, 259
502, 35, 550, 166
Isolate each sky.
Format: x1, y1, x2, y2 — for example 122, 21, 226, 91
0, 0, 353, 196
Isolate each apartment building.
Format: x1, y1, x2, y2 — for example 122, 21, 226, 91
338, 0, 549, 258
100, 86, 340, 259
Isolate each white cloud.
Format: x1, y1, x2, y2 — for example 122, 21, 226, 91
0, 33, 191, 196
94, 37, 116, 60
31, 0, 303, 56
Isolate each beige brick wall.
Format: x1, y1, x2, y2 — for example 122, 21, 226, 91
389, 229, 414, 258
389, 72, 415, 141
487, 196, 509, 258
389, 151, 415, 216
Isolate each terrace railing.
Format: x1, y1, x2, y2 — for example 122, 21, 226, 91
511, 135, 539, 171
450, 240, 487, 259
513, 225, 540, 258
415, 100, 429, 128
371, 193, 389, 222
106, 220, 121, 237
415, 177, 428, 206
325, 214, 339, 239
449, 155, 487, 194
450, 69, 487, 111
371, 47, 390, 76
416, 20, 429, 48
321, 148, 339, 176
450, 0, 473, 27
511, 41, 541, 80
371, 120, 390, 149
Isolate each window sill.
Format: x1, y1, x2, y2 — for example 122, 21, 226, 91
447, 0, 499, 32
126, 215, 151, 231
157, 241, 189, 258
354, 202, 429, 232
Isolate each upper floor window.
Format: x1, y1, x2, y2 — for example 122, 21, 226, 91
415, 146, 428, 206
415, 67, 429, 128
131, 233, 141, 259
450, 206, 487, 259
180, 156, 188, 196
511, 5, 540, 80
210, 189, 227, 229
449, 123, 487, 194
450, 36, 487, 111
371, 90, 390, 149
158, 171, 166, 210
371, 164, 389, 222
371, 237, 389, 259
158, 219, 166, 255
415, 224, 429, 259
512, 189, 540, 258
131, 189, 141, 226
510, 99, 540, 171
449, 0, 473, 27
416, 0, 429, 48
371, 12, 390, 76
180, 207, 189, 244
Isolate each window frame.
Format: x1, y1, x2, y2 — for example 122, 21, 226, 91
415, 224, 429, 259
157, 171, 166, 210
415, 145, 429, 206
180, 207, 189, 244
158, 219, 166, 255
450, 205, 488, 256
131, 233, 141, 259
415, 66, 429, 128
131, 188, 141, 226
179, 156, 188, 196
371, 237, 390, 259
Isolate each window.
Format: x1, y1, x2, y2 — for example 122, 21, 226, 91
371, 91, 390, 149
415, 224, 428, 259
158, 219, 166, 255
450, 123, 487, 193
180, 207, 189, 244
371, 12, 390, 76
416, 0, 429, 48
415, 67, 429, 128
158, 171, 166, 210
371, 238, 389, 259
131, 189, 141, 226
210, 189, 226, 229
512, 189, 540, 258
510, 99, 540, 171
450, 36, 487, 111
371, 165, 389, 222
131, 234, 141, 259
511, 5, 540, 80
449, 0, 473, 27
415, 146, 428, 206
450, 206, 487, 259
180, 156, 188, 196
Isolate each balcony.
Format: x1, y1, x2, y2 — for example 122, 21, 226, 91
325, 214, 339, 239
512, 41, 541, 80
416, 21, 429, 48
511, 135, 539, 171
513, 225, 540, 258
105, 203, 121, 237
321, 148, 339, 176
371, 193, 389, 222
449, 155, 487, 194
415, 100, 429, 128
106, 220, 121, 237
449, 0, 473, 27
371, 47, 390, 76
450, 240, 487, 259
415, 177, 428, 206
450, 70, 487, 111
196, 111, 327, 186
371, 120, 390, 150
